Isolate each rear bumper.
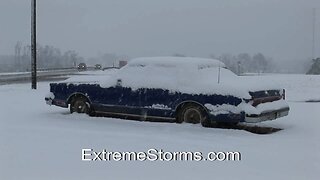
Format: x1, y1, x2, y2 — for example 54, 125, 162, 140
245, 107, 289, 123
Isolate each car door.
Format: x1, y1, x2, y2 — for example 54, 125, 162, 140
93, 84, 142, 118
139, 88, 176, 121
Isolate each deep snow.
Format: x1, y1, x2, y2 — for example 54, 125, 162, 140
0, 73, 319, 180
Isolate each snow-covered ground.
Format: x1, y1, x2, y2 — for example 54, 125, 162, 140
0, 73, 319, 180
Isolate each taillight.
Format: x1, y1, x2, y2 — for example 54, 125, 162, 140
282, 89, 286, 100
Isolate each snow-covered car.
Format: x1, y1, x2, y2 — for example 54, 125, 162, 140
45, 57, 289, 127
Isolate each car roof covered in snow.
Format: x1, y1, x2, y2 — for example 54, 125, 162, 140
98, 56, 251, 98
128, 57, 226, 69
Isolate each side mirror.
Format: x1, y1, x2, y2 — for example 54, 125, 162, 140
116, 79, 122, 87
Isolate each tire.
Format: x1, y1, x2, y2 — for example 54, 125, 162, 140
176, 104, 211, 127
70, 96, 90, 114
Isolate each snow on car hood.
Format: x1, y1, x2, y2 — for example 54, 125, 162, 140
62, 69, 118, 84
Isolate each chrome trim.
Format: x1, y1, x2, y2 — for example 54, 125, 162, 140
99, 104, 139, 109
99, 103, 173, 110
245, 107, 289, 123
95, 111, 175, 120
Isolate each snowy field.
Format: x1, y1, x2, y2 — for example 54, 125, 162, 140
0, 73, 319, 180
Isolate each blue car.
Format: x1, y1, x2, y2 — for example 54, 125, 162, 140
45, 57, 289, 127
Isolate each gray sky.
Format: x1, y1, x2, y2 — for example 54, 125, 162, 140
0, 0, 320, 61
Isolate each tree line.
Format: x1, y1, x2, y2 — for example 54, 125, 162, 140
174, 53, 274, 74
0, 41, 313, 74
0, 42, 84, 72
210, 53, 274, 75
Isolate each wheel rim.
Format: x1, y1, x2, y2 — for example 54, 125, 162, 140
73, 100, 87, 113
183, 108, 202, 124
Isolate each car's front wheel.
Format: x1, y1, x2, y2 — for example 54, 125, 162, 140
70, 96, 90, 114
177, 104, 211, 127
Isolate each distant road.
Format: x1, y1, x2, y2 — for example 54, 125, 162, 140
0, 69, 80, 85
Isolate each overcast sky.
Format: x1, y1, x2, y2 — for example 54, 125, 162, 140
0, 0, 320, 61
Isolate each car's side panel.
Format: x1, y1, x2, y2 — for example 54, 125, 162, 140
138, 87, 244, 121
50, 83, 245, 122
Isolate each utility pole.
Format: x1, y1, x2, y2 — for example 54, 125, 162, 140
237, 61, 241, 75
31, 0, 37, 89
312, 8, 316, 60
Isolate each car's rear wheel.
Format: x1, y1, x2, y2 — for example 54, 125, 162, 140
70, 96, 90, 114
177, 104, 211, 127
